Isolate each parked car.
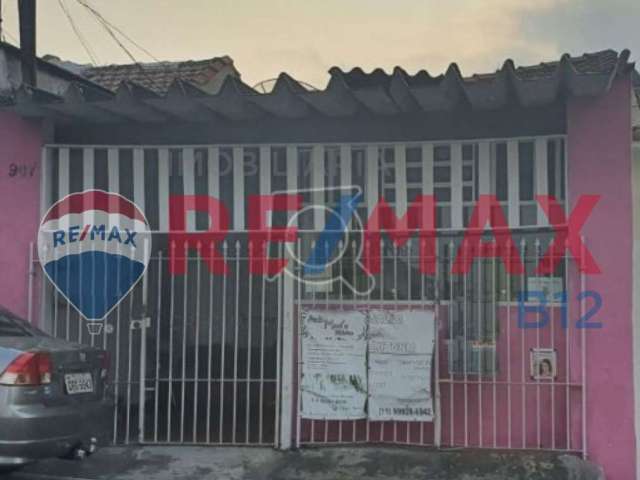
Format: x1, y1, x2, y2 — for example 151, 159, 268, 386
0, 307, 111, 468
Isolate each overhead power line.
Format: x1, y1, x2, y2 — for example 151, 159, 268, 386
75, 0, 159, 62
58, 0, 99, 65
74, 0, 164, 93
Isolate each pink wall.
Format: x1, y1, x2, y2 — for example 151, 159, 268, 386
567, 77, 635, 479
0, 112, 42, 319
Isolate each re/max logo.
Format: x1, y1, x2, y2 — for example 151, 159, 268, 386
166, 193, 601, 277
52, 225, 138, 247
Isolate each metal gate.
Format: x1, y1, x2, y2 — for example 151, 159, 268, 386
291, 234, 588, 456
29, 235, 286, 446
30, 140, 585, 454
28, 231, 587, 454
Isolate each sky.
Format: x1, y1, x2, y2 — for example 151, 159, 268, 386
0, 0, 638, 88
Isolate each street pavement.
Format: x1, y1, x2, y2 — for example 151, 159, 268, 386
6, 446, 604, 480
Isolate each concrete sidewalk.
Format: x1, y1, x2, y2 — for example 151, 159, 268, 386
7, 446, 604, 480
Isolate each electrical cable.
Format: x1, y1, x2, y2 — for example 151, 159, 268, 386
57, 0, 99, 65
75, 0, 164, 93
76, 0, 159, 62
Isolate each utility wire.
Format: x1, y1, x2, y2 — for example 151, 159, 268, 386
75, 0, 164, 93
76, 0, 159, 62
58, 0, 99, 65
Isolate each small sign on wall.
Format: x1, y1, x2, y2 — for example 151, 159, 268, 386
530, 348, 557, 380
300, 310, 368, 419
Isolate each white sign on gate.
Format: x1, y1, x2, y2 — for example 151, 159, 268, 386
300, 310, 368, 419
368, 310, 435, 422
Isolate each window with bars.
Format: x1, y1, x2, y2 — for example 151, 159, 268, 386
324, 146, 342, 212
547, 138, 566, 208
518, 141, 537, 226
490, 142, 509, 224
270, 147, 288, 228
406, 146, 423, 204
462, 144, 479, 227
378, 146, 396, 207
351, 147, 367, 225
434, 145, 452, 229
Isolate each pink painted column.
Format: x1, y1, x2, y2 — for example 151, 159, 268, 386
0, 112, 42, 318
567, 76, 635, 479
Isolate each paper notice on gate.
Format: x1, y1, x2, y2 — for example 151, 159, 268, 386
368, 309, 435, 422
301, 309, 368, 420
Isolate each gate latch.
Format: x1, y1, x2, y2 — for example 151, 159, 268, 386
130, 317, 151, 330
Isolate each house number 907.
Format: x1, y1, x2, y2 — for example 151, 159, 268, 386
8, 163, 37, 178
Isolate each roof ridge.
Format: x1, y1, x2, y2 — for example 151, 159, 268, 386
84, 55, 233, 73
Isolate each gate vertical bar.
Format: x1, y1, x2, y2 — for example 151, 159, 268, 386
279, 147, 297, 450
153, 251, 163, 443
39, 146, 54, 334
565, 238, 571, 451
192, 241, 202, 443
218, 242, 228, 443
27, 242, 34, 325
138, 237, 150, 443
246, 241, 254, 444
478, 253, 483, 447
134, 148, 146, 443
293, 239, 302, 449
259, 145, 270, 445
581, 236, 587, 458
520, 238, 526, 449
179, 242, 189, 443
274, 243, 284, 447
167, 241, 176, 442
232, 241, 240, 443
112, 237, 122, 443
507, 236, 512, 448
492, 242, 497, 447
206, 243, 215, 444
125, 244, 135, 444
448, 240, 455, 446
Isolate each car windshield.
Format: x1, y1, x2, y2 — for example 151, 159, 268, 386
0, 309, 42, 337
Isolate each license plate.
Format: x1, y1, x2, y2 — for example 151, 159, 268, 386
64, 373, 94, 395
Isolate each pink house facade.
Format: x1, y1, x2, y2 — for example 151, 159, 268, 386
1, 44, 640, 479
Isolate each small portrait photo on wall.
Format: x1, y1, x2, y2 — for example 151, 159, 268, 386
530, 348, 557, 380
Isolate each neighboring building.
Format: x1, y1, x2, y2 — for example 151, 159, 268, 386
1, 42, 639, 480
45, 54, 240, 95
